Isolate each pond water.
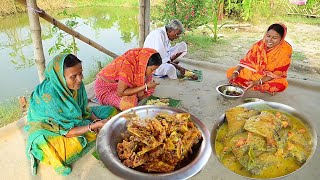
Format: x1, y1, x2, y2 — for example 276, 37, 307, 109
0, 6, 140, 103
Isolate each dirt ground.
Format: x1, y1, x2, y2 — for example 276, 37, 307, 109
1, 59, 319, 179
186, 22, 320, 80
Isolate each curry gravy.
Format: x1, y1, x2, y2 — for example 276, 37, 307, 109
215, 110, 312, 179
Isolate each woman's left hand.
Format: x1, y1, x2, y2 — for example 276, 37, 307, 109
147, 80, 160, 89
137, 90, 145, 100
244, 80, 259, 91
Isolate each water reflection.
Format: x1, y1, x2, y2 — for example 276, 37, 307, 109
0, 6, 139, 102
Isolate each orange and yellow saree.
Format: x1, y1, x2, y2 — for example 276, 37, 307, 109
227, 24, 292, 93
95, 48, 157, 110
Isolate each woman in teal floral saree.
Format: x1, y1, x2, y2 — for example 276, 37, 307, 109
25, 54, 117, 175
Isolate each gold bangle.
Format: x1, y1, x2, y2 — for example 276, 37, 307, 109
144, 83, 148, 92
88, 122, 94, 132
93, 119, 101, 123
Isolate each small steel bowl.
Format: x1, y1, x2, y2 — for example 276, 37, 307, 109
216, 84, 244, 99
211, 101, 317, 179
96, 105, 211, 180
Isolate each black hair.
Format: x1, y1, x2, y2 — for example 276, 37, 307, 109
267, 24, 285, 39
63, 54, 82, 69
147, 53, 162, 66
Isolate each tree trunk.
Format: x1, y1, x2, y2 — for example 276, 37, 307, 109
27, 0, 46, 82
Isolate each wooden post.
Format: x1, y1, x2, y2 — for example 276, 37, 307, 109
138, 0, 145, 48
139, 0, 150, 47
145, 0, 150, 38
26, 0, 46, 82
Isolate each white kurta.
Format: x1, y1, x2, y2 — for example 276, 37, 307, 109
143, 27, 187, 79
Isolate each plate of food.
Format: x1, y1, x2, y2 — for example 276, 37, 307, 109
139, 95, 181, 107
180, 69, 202, 82
96, 105, 211, 179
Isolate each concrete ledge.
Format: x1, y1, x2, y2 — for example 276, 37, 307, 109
0, 116, 26, 137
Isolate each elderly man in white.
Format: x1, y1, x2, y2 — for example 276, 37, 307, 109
143, 19, 188, 79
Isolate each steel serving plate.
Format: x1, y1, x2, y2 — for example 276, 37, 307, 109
211, 101, 317, 179
97, 105, 211, 180
216, 84, 244, 99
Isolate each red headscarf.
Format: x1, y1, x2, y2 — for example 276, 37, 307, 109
98, 48, 158, 87
239, 23, 292, 79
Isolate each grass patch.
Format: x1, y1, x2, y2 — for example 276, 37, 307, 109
180, 34, 215, 51
282, 15, 320, 25
0, 98, 22, 128
292, 51, 307, 61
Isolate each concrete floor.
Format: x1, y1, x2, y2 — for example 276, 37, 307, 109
0, 59, 319, 180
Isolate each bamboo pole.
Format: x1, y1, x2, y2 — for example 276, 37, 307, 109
138, 0, 150, 47
38, 10, 118, 58
144, 0, 150, 39
26, 0, 46, 82
17, 0, 118, 59
139, 0, 145, 48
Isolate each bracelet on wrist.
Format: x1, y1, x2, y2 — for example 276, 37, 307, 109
93, 119, 101, 123
144, 83, 148, 92
233, 70, 240, 75
88, 122, 94, 132
259, 79, 263, 85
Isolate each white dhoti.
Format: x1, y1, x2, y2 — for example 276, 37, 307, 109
154, 42, 187, 79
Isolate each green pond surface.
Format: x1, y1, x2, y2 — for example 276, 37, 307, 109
0, 6, 140, 102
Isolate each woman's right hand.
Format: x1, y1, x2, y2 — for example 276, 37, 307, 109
228, 71, 240, 85
147, 80, 160, 89
91, 118, 110, 132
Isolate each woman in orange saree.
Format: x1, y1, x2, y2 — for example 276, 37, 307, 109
94, 48, 162, 111
227, 23, 293, 94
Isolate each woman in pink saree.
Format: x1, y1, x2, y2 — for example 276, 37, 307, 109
94, 48, 162, 111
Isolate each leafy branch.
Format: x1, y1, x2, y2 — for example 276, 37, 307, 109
48, 10, 84, 55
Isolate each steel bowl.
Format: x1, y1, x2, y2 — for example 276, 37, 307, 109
216, 84, 244, 99
97, 105, 211, 180
211, 101, 317, 179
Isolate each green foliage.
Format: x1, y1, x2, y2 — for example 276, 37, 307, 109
220, 0, 273, 22
3, 28, 34, 69
292, 51, 307, 61
179, 33, 214, 51
225, 0, 242, 18
242, 0, 254, 21
285, 0, 320, 17
0, 98, 22, 128
48, 10, 83, 55
156, 0, 211, 29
